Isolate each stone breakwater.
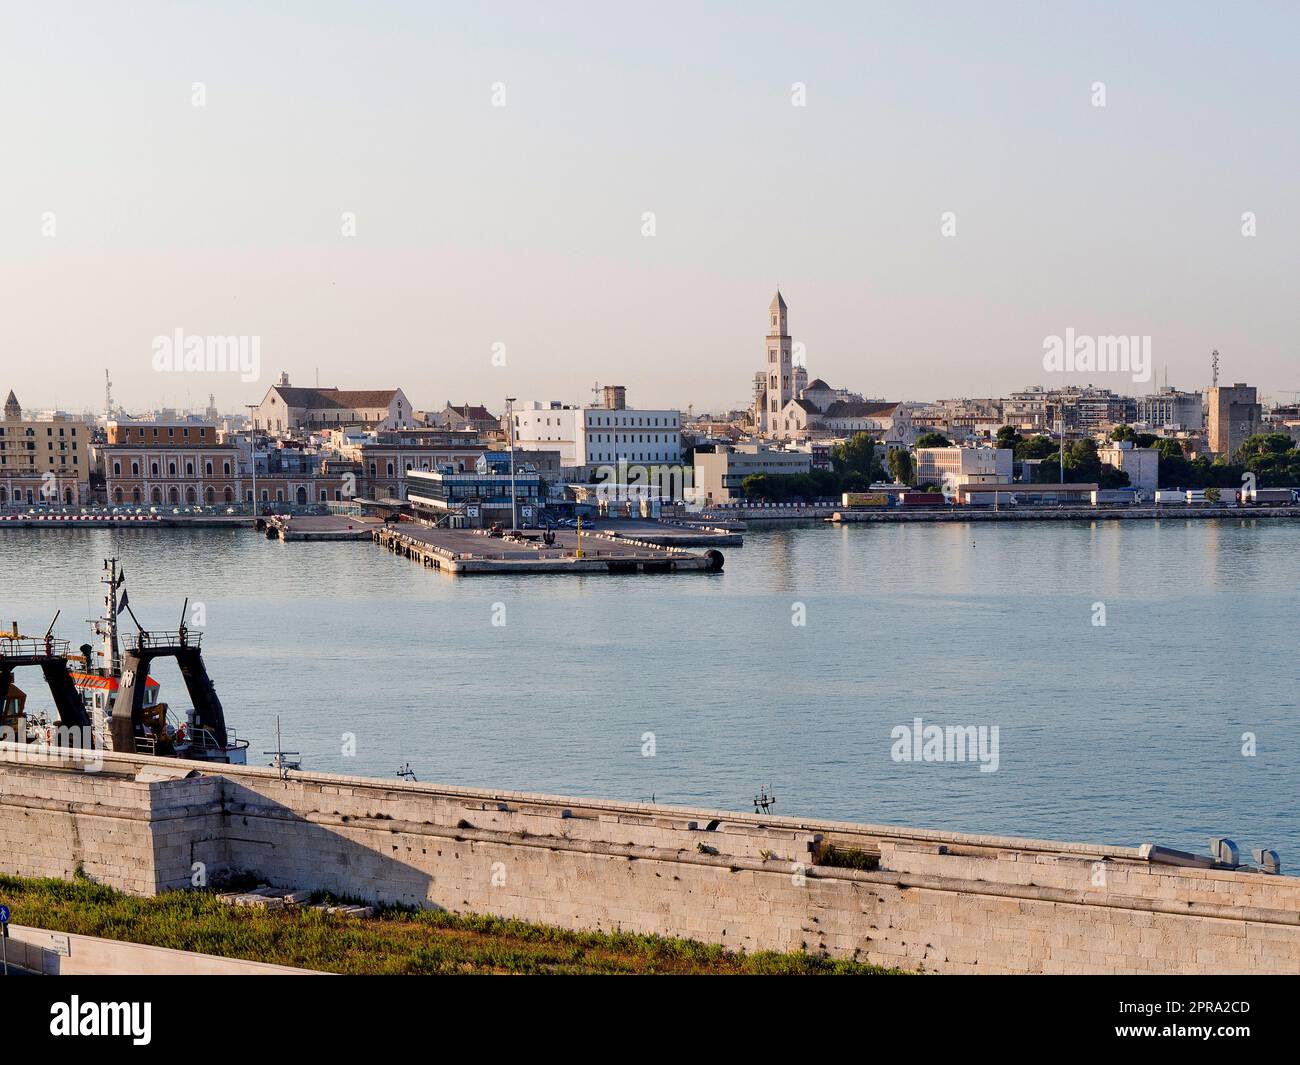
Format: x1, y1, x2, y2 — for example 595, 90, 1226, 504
2, 743, 1297, 974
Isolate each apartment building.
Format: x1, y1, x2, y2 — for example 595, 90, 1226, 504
0, 391, 91, 505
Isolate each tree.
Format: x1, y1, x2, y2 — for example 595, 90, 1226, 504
1110, 424, 1136, 443
1015, 435, 1058, 461
995, 425, 1021, 451
915, 432, 951, 449
887, 448, 913, 485
830, 432, 883, 481
1205, 486, 1221, 503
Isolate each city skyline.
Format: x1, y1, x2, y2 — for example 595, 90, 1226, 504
3, 1, 1296, 412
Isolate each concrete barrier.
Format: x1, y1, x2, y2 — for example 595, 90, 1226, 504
4, 925, 322, 975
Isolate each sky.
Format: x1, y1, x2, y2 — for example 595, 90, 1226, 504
1, 1, 1296, 416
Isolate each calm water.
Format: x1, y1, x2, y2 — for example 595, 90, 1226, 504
2, 519, 1296, 860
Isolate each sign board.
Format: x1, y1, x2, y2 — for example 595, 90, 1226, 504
521, 506, 534, 519
49, 932, 71, 957
465, 505, 480, 518
0, 904, 9, 925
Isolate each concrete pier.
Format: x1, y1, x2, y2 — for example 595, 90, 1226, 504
263, 514, 381, 541
4, 743, 1298, 975
374, 523, 724, 575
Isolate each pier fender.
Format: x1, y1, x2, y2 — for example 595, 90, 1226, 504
706, 549, 725, 571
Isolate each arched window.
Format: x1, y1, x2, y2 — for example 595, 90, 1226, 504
151, 487, 162, 503
185, 487, 196, 503
186, 461, 194, 476
114, 488, 124, 503
131, 461, 139, 476
224, 487, 233, 503
223, 461, 231, 476
168, 487, 179, 503
168, 461, 177, 476
386, 461, 394, 477
151, 461, 159, 477
206, 461, 213, 476
113, 461, 121, 476
206, 487, 215, 503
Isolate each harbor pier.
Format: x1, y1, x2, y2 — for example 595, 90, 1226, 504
374, 523, 724, 575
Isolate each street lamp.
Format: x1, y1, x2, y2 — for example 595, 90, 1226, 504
505, 397, 519, 530
245, 405, 260, 517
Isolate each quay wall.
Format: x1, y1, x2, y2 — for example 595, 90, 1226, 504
2, 744, 1297, 974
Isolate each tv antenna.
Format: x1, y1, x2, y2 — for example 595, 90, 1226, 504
264, 715, 302, 778
1211, 349, 1220, 388
753, 784, 777, 815
396, 761, 417, 782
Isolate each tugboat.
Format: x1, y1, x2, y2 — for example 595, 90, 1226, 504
0, 558, 249, 763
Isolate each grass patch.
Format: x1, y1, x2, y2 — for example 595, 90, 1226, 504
814, 844, 880, 871
0, 874, 900, 975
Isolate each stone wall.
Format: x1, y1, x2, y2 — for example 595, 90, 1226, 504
2, 744, 1297, 974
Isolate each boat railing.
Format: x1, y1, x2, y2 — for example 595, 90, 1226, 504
0, 636, 71, 659
125, 630, 203, 651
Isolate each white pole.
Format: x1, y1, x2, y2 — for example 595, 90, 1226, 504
506, 397, 518, 530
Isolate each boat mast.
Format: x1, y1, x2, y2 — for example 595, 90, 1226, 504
96, 558, 123, 676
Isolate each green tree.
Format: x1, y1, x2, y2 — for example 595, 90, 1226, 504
995, 425, 1021, 451
830, 433, 883, 480
887, 447, 913, 485
914, 432, 951, 449
1015, 435, 1058, 461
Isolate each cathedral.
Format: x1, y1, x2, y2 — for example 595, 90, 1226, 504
750, 292, 913, 445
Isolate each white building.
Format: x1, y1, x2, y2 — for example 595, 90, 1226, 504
915, 447, 1013, 489
693, 443, 813, 504
511, 399, 682, 472
1099, 443, 1159, 494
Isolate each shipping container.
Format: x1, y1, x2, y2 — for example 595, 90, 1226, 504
1246, 487, 1296, 505
899, 492, 948, 506
1091, 489, 1139, 505
1186, 490, 1238, 504
841, 492, 890, 507
1154, 490, 1187, 504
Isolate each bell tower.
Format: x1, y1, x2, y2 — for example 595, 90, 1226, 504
762, 291, 793, 430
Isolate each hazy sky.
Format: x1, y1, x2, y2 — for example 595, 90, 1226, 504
1, 1, 1295, 416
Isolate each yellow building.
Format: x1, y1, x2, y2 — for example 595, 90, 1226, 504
0, 391, 91, 505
